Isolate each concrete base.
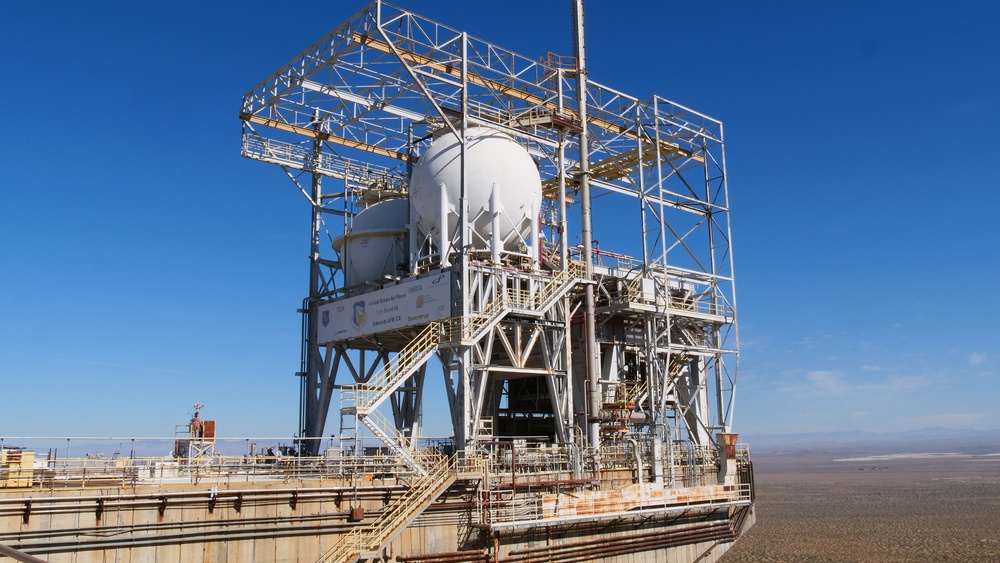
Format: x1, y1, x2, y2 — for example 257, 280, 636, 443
0, 476, 754, 563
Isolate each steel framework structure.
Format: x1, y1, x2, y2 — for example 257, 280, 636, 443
239, 1, 738, 475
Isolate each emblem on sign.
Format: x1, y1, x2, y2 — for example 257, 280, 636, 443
352, 300, 367, 329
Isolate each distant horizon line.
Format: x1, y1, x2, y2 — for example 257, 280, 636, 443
744, 426, 1000, 438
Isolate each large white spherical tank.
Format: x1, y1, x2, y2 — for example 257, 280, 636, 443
333, 198, 408, 286
409, 127, 541, 253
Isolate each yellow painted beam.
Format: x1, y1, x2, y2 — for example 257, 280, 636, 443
350, 33, 702, 163
541, 144, 691, 198
241, 113, 410, 161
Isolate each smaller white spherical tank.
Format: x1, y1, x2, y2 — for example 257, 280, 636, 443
409, 127, 541, 253
333, 198, 409, 286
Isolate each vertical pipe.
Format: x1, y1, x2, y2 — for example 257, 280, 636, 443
651, 97, 672, 476
651, 432, 664, 485
406, 122, 414, 181
408, 222, 418, 276
637, 106, 649, 267
491, 182, 501, 264
407, 122, 418, 275
625, 438, 644, 484
439, 182, 450, 267
529, 202, 539, 268
557, 129, 568, 269
458, 31, 469, 270
667, 422, 676, 486
557, 86, 573, 449
459, 31, 473, 450
572, 0, 601, 453
302, 134, 324, 456
460, 31, 470, 311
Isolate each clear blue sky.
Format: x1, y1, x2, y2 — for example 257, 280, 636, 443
1, 1, 997, 441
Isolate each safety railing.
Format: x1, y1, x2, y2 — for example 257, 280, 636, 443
533, 482, 749, 521
355, 408, 428, 476
0, 434, 481, 490
440, 260, 588, 345
0, 454, 438, 490
619, 273, 645, 303
505, 287, 532, 309
453, 451, 487, 478
348, 322, 441, 413
665, 292, 733, 319
241, 134, 407, 193
668, 352, 690, 378
483, 490, 543, 524
626, 380, 648, 408
481, 472, 749, 527
337, 322, 443, 476
671, 444, 719, 464
482, 443, 576, 487
599, 443, 652, 471
569, 245, 641, 271
317, 453, 458, 563
534, 261, 587, 312
608, 276, 733, 319
441, 290, 509, 344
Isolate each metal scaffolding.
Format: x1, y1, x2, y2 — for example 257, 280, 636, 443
239, 0, 738, 483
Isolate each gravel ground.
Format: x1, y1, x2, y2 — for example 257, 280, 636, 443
721, 450, 1000, 562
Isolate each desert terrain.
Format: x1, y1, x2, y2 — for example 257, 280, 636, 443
721, 444, 1000, 562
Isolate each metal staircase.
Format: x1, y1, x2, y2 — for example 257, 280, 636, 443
444, 260, 587, 344
317, 454, 460, 563
342, 322, 442, 475
673, 320, 707, 348
622, 272, 645, 303
627, 380, 648, 410
340, 262, 587, 477
351, 322, 441, 413
443, 288, 511, 345
355, 409, 429, 476
508, 260, 587, 316
535, 261, 587, 313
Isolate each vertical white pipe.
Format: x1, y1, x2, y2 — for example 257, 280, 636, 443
439, 182, 450, 267
408, 222, 418, 275
491, 182, 501, 264
529, 202, 539, 269
557, 129, 568, 269
573, 0, 601, 453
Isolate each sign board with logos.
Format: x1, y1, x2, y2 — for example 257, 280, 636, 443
317, 272, 452, 343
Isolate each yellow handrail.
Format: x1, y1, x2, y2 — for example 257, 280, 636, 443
353, 322, 441, 411
317, 454, 456, 563
361, 408, 408, 447
625, 380, 647, 407
441, 260, 586, 344
533, 261, 585, 310
623, 274, 644, 301
442, 288, 506, 342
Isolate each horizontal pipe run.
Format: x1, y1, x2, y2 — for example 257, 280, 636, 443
502, 521, 732, 563
397, 551, 490, 562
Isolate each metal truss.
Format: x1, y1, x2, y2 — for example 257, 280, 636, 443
240, 1, 739, 462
